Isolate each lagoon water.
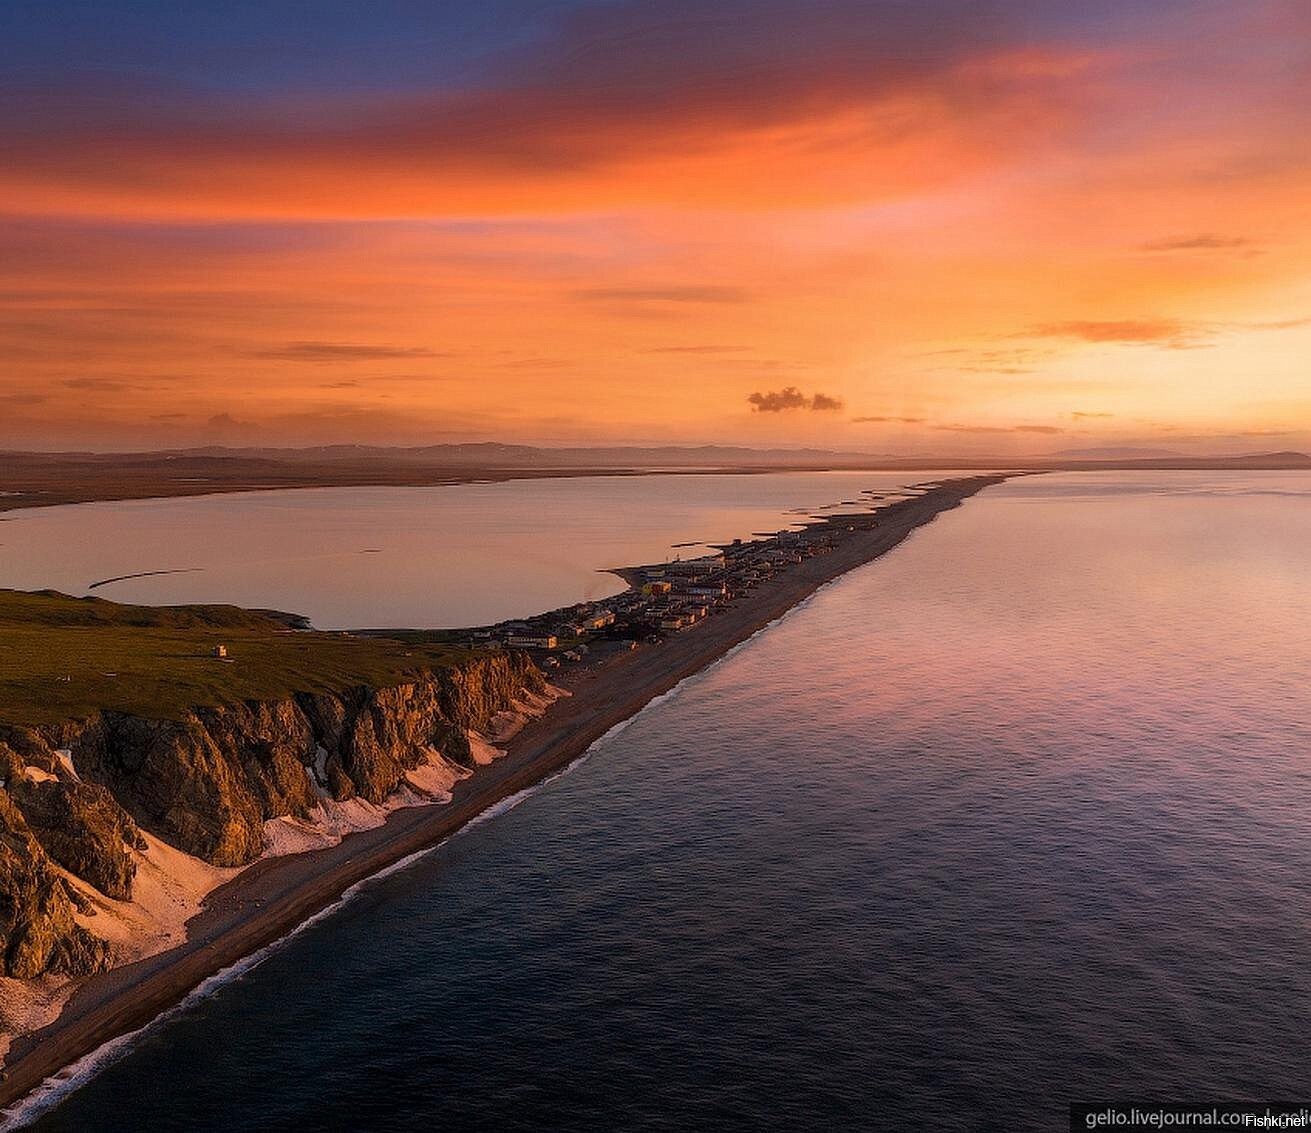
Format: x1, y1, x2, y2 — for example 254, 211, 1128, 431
0, 472, 930, 628
19, 471, 1311, 1131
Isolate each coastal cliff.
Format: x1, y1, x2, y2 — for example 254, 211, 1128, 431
0, 650, 543, 980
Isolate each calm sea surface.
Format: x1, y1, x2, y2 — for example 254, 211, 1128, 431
0, 472, 934, 628
18, 471, 1311, 1131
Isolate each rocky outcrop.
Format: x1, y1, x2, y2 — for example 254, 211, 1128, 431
60, 651, 543, 866
69, 712, 286, 867
0, 651, 543, 981
9, 778, 144, 900
0, 790, 110, 979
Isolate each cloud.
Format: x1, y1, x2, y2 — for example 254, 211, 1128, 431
1071, 410, 1115, 419
748, 387, 807, 412
246, 341, 443, 362
852, 415, 928, 424
642, 345, 749, 354
0, 393, 48, 406
61, 377, 143, 392
930, 346, 1054, 373
1243, 317, 1311, 331
207, 412, 258, 432
574, 287, 749, 304
1139, 233, 1258, 253
1025, 319, 1213, 349
0, 0, 1091, 218
496, 357, 571, 370
1023, 315, 1311, 352
934, 423, 1064, 434
748, 387, 844, 413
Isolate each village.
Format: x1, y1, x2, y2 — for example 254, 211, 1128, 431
455, 509, 887, 670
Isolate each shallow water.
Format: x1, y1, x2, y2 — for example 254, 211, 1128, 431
18, 471, 1311, 1130
0, 471, 935, 628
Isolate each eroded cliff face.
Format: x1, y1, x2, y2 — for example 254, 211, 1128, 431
0, 651, 543, 978
0, 790, 110, 980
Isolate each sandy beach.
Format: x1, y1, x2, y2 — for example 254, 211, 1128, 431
0, 474, 1007, 1115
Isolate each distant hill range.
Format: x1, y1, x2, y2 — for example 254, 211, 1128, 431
9, 442, 1310, 470
1, 444, 1308, 513
176, 442, 880, 467
1046, 450, 1311, 470
1051, 446, 1184, 459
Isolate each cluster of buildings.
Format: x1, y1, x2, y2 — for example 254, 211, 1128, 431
474, 603, 617, 658
628, 524, 839, 632
466, 519, 849, 661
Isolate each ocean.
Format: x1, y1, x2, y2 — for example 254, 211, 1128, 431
16, 471, 1311, 1130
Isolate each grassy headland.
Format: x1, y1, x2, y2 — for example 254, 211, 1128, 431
0, 589, 475, 727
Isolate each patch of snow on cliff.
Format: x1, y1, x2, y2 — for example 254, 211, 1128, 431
486, 682, 568, 744
311, 744, 330, 788
467, 730, 506, 766
264, 743, 476, 858
261, 797, 390, 858
264, 742, 476, 859
405, 746, 465, 798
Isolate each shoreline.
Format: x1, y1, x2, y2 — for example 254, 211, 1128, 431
0, 473, 1009, 1118
2, 454, 1304, 518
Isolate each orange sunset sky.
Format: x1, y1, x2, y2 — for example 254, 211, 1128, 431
2, 0, 1308, 455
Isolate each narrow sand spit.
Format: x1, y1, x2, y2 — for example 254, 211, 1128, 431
0, 475, 1008, 1116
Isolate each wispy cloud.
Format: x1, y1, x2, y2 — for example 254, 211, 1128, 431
1022, 316, 1311, 352
934, 423, 1064, 434
852, 415, 927, 424
1244, 317, 1311, 331
496, 357, 571, 370
1139, 233, 1259, 253
61, 377, 143, 392
642, 345, 750, 354
0, 0, 1085, 219
929, 346, 1055, 374
246, 341, 444, 362
575, 287, 749, 304
1025, 319, 1213, 350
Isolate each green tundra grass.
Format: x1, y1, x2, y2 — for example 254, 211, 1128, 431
0, 589, 477, 727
